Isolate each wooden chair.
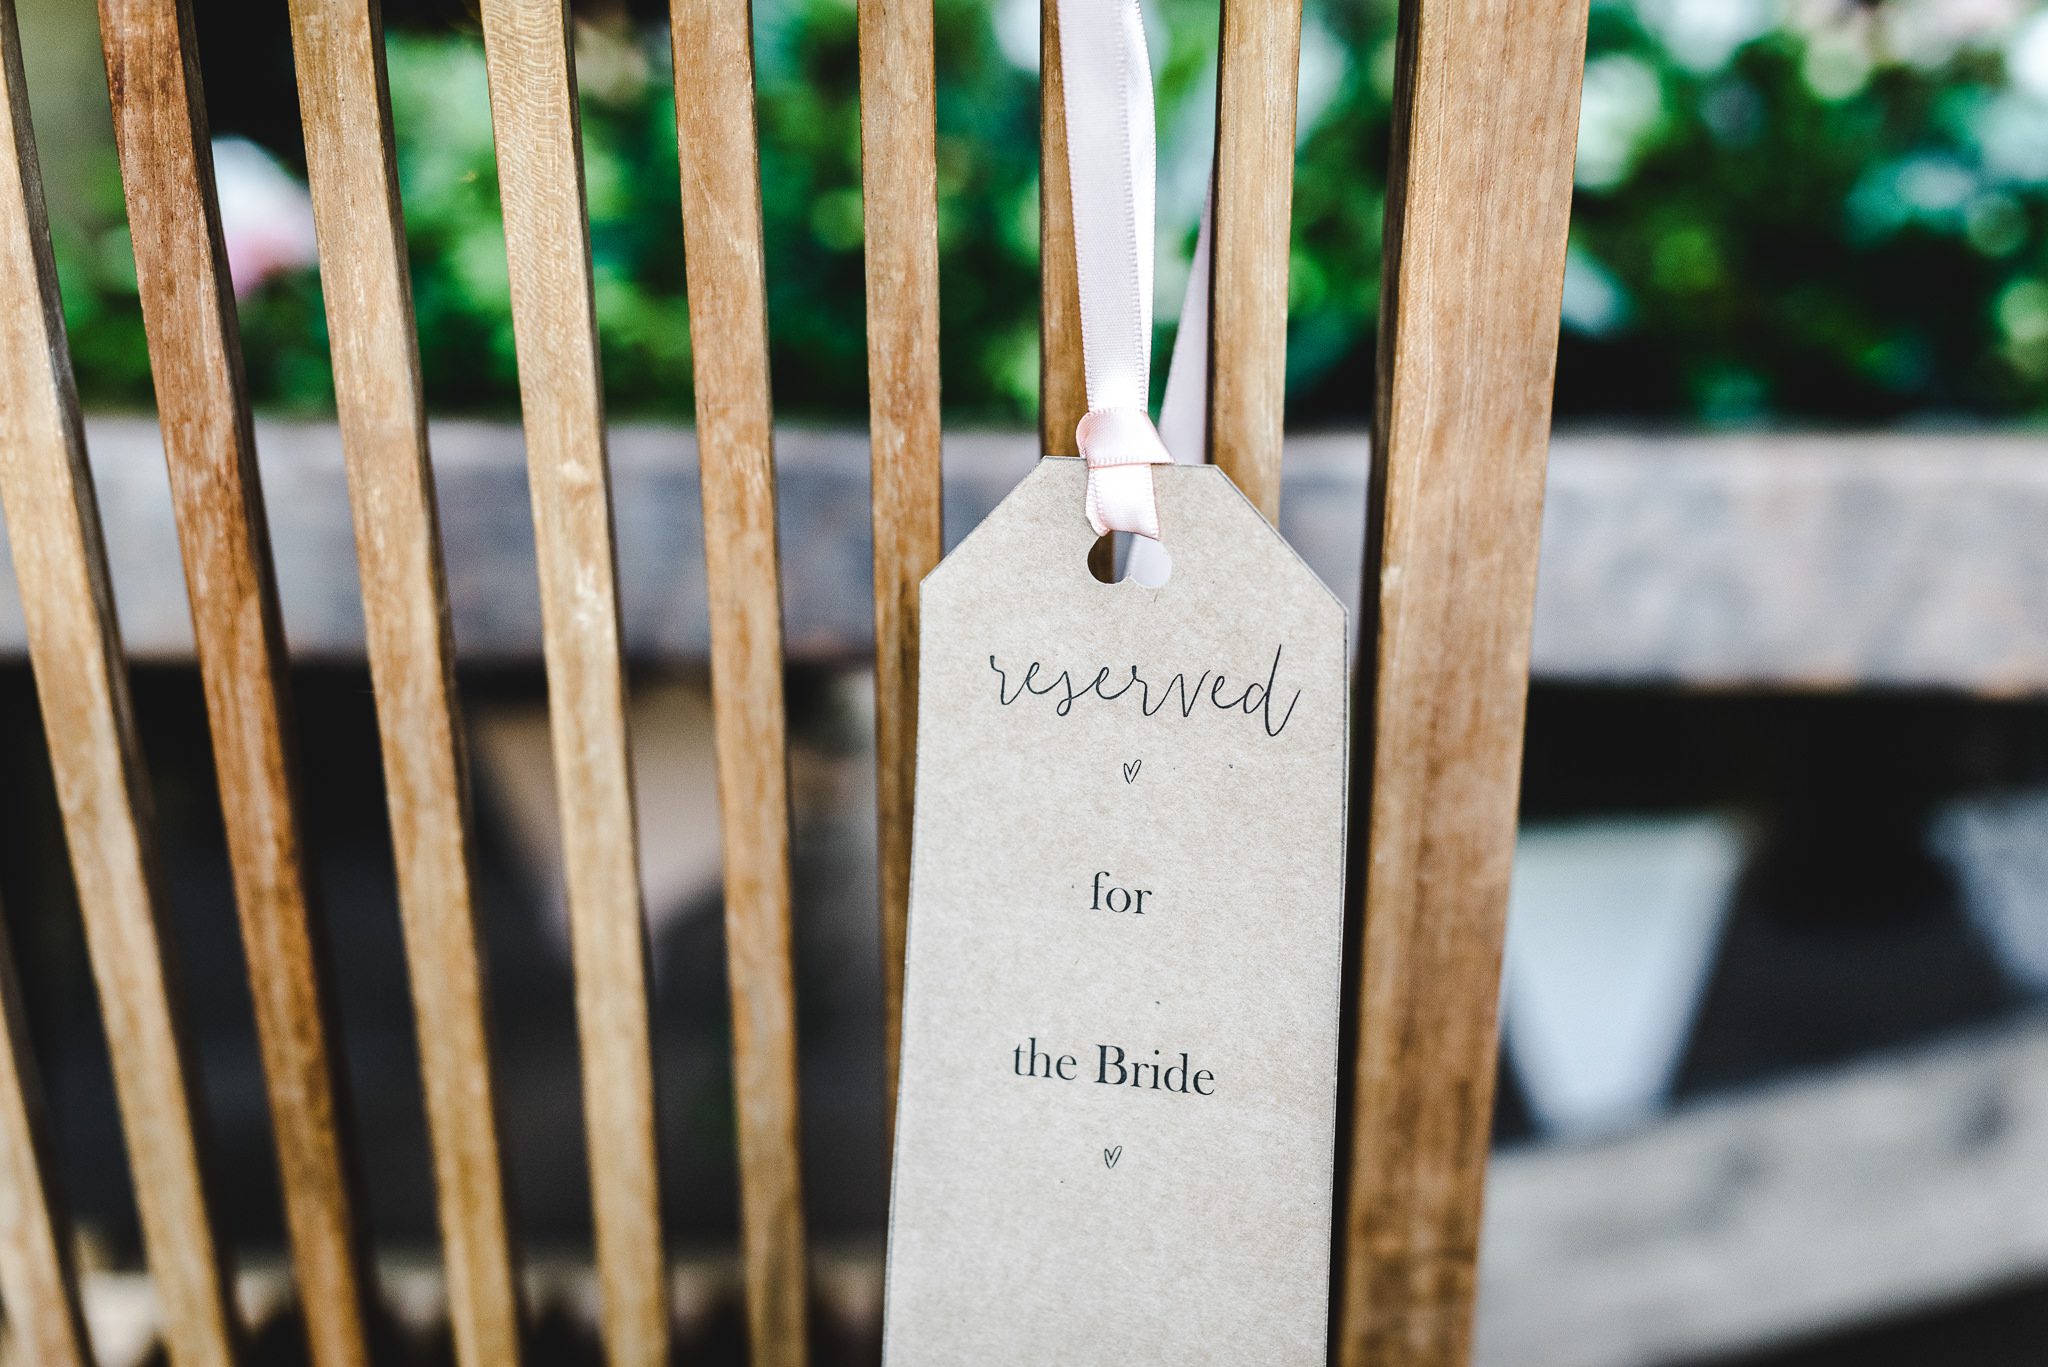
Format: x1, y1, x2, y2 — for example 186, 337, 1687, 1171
0, 0, 1588, 1362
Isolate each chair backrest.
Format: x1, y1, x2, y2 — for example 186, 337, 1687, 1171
0, 0, 1589, 1364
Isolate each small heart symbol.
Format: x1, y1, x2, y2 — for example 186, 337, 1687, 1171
1103, 1146, 1122, 1169
1122, 760, 1141, 784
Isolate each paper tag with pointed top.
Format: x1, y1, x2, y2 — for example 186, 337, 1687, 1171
882, 458, 1349, 1365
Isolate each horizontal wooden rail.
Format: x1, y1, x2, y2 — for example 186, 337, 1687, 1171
1476, 1016, 2048, 1366
41, 1014, 2048, 1367
12, 424, 2048, 695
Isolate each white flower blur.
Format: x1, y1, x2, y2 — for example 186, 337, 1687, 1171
209, 137, 317, 299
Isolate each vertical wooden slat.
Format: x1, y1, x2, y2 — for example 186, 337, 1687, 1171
96, 4, 373, 1364
0, 904, 91, 1367
0, 11, 239, 1363
1038, 0, 1085, 456
285, 4, 523, 1365
856, 0, 941, 1127
474, 3, 666, 1363
1209, 0, 1301, 521
1339, 0, 1589, 1363
667, 3, 809, 1363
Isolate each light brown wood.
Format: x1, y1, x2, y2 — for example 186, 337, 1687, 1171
0, 902, 90, 1367
1209, 0, 1301, 522
284, 4, 523, 1365
856, 0, 942, 1131
474, 3, 666, 1363
1038, 0, 1085, 456
0, 11, 239, 1364
1339, 0, 1589, 1362
97, 3, 373, 1364
667, 2, 809, 1362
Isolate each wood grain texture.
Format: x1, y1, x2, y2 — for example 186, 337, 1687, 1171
1210, 0, 1300, 521
97, 3, 373, 1363
1038, 0, 1084, 456
1339, 0, 1589, 1363
0, 21, 241, 1367
0, 11, 238, 1364
474, 4, 666, 1363
0, 903, 90, 1367
284, 4, 522, 1365
666, 2, 809, 1362
855, 0, 942, 1130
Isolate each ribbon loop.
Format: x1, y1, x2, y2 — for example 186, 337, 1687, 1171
1077, 406, 1174, 539
1077, 407, 1173, 468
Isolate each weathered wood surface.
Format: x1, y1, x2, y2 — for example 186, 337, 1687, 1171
1339, 0, 1590, 1360
1209, 0, 1302, 522
857, 0, 944, 1131
97, 2, 373, 1362
1038, 1, 1085, 457
285, 3, 521, 1365
0, 6, 239, 1364
668, 0, 809, 1359
11, 425, 2048, 693
474, 2, 666, 1361
0, 902, 91, 1367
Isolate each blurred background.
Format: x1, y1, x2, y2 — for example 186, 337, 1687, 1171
4, 0, 2048, 1362
36, 0, 2048, 425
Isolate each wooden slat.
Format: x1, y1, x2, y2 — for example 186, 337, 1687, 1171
0, 12, 238, 1363
1038, 0, 1085, 456
96, 3, 373, 1364
855, 0, 942, 1129
1209, 0, 1301, 521
1338, 0, 1589, 1362
284, 4, 522, 1365
0, 904, 90, 1367
473, 3, 666, 1363
667, 2, 809, 1362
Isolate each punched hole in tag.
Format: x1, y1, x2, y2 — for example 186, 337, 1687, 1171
1086, 530, 1173, 588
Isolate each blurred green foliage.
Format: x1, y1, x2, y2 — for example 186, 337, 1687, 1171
1566, 0, 2048, 421
43, 0, 2048, 424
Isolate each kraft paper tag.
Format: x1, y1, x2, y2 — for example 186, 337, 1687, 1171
883, 457, 1349, 1365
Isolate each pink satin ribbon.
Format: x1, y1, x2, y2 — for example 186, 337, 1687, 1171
1055, 0, 1210, 548
1076, 406, 1173, 540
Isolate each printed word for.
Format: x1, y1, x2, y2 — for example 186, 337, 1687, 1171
1090, 871, 1152, 915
